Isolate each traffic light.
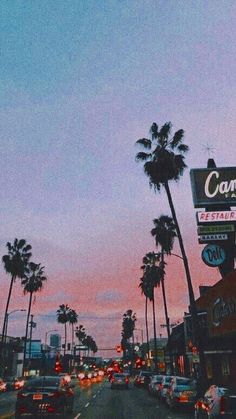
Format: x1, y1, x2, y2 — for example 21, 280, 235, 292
54, 354, 62, 373
116, 345, 122, 353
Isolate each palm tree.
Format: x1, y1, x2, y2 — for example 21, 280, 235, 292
121, 309, 137, 362
139, 275, 150, 360
56, 304, 71, 356
151, 215, 176, 373
136, 122, 205, 381
21, 262, 47, 374
1, 239, 32, 362
68, 309, 78, 353
75, 324, 86, 360
141, 252, 163, 371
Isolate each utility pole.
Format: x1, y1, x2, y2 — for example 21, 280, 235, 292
28, 315, 36, 363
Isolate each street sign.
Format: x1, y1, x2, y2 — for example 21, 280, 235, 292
198, 234, 228, 243
197, 210, 236, 223
190, 167, 236, 208
197, 224, 235, 234
201, 244, 226, 267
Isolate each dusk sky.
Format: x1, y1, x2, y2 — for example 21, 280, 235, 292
1, 1, 236, 357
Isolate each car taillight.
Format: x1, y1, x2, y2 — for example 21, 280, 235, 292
111, 378, 115, 383
220, 396, 226, 414
125, 378, 129, 384
47, 406, 56, 412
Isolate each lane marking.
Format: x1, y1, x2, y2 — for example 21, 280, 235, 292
73, 413, 81, 419
85, 402, 90, 408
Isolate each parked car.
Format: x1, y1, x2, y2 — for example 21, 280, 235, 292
194, 385, 236, 418
15, 375, 75, 418
157, 375, 172, 402
134, 371, 153, 387
110, 373, 129, 389
166, 376, 197, 410
5, 376, 18, 391
148, 375, 164, 396
0, 378, 6, 393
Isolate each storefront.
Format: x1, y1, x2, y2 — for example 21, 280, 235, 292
196, 269, 236, 389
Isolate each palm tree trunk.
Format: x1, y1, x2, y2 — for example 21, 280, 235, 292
152, 292, 158, 372
160, 250, 174, 374
145, 297, 150, 360
1, 275, 15, 346
22, 292, 33, 376
64, 323, 67, 357
164, 181, 206, 386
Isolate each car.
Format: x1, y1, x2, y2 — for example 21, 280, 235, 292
134, 371, 153, 387
0, 378, 6, 393
194, 385, 236, 418
15, 375, 75, 418
5, 376, 18, 391
157, 375, 173, 402
148, 374, 164, 396
166, 376, 197, 410
110, 373, 129, 389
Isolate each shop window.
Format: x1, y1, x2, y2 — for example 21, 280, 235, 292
206, 358, 213, 379
221, 357, 230, 376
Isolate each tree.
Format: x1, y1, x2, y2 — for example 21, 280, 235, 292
75, 324, 86, 343
139, 275, 150, 361
141, 252, 164, 371
151, 215, 176, 373
83, 335, 97, 355
121, 309, 137, 361
1, 239, 32, 368
68, 309, 78, 352
56, 304, 71, 356
136, 122, 206, 383
21, 262, 47, 374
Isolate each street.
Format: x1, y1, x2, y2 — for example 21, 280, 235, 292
0, 377, 195, 419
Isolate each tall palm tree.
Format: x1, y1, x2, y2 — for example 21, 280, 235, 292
151, 215, 176, 373
56, 304, 71, 356
139, 275, 151, 360
121, 309, 137, 362
1, 239, 32, 362
68, 309, 78, 353
136, 122, 206, 381
141, 252, 163, 371
21, 262, 47, 374
75, 324, 86, 361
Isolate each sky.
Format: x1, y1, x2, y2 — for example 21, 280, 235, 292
1, 0, 236, 358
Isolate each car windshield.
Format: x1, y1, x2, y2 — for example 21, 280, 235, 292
176, 378, 194, 386
24, 377, 60, 389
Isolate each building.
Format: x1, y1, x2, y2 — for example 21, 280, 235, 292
195, 269, 236, 389
50, 333, 61, 349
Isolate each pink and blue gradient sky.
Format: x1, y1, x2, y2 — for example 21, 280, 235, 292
1, 1, 236, 357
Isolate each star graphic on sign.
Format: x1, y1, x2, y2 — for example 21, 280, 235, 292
201, 143, 216, 157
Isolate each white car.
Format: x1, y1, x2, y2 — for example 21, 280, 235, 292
194, 385, 236, 418
157, 375, 172, 402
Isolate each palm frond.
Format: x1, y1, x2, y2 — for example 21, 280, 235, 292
135, 152, 152, 162
17, 239, 26, 249
150, 123, 158, 139
136, 138, 152, 149
159, 122, 172, 140
170, 129, 184, 148
177, 143, 189, 153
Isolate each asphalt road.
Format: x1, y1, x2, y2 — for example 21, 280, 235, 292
0, 378, 195, 419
